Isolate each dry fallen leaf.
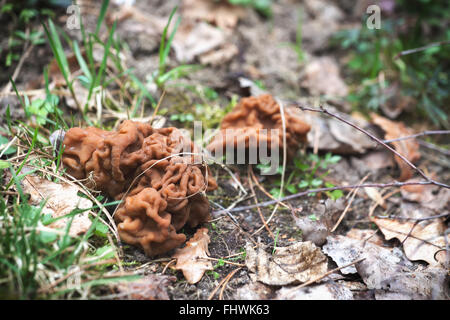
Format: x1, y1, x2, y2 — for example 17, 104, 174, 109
346, 228, 385, 246
371, 113, 421, 181
371, 216, 448, 266
116, 274, 176, 300
182, 0, 246, 30
297, 107, 374, 154
22, 175, 92, 236
301, 57, 348, 97
245, 241, 328, 286
172, 227, 213, 284
275, 282, 354, 300
172, 21, 226, 63
199, 43, 239, 66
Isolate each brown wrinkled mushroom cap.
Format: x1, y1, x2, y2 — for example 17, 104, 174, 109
62, 120, 217, 256
207, 94, 310, 158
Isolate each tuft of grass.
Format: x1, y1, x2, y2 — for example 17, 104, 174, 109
257, 152, 343, 200
332, 1, 450, 128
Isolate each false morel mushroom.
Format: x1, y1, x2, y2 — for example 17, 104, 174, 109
207, 94, 311, 160
62, 120, 217, 256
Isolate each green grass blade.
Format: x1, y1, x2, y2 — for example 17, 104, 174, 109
95, 0, 110, 37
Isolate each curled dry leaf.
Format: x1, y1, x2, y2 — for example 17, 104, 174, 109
245, 241, 328, 286
116, 274, 176, 300
22, 175, 92, 236
371, 216, 449, 266
182, 0, 246, 30
371, 113, 421, 181
172, 228, 213, 284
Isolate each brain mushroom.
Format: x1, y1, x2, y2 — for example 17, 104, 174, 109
62, 120, 217, 256
207, 94, 311, 160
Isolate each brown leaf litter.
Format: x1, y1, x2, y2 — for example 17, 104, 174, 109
245, 241, 328, 286
300, 56, 349, 98
371, 113, 421, 181
182, 0, 246, 30
323, 234, 449, 299
22, 175, 92, 236
172, 228, 213, 284
371, 216, 449, 266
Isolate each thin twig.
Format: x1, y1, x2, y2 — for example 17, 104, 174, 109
294, 104, 449, 189
382, 130, 450, 143
211, 180, 436, 215
331, 174, 370, 232
247, 165, 275, 239
219, 267, 242, 300
394, 40, 450, 59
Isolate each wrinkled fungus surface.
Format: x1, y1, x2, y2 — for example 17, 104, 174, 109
207, 94, 310, 158
63, 120, 217, 256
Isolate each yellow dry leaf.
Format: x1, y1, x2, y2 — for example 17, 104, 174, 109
172, 228, 213, 284
372, 216, 448, 266
182, 0, 246, 30
22, 175, 92, 236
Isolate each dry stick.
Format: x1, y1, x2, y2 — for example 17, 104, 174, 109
247, 165, 275, 239
252, 98, 288, 236
249, 164, 289, 209
211, 181, 435, 215
382, 130, 450, 143
375, 212, 450, 222
161, 259, 176, 274
368, 189, 400, 218
294, 104, 449, 189
418, 140, 450, 156
201, 257, 245, 268
394, 40, 450, 60
2, 39, 34, 94
218, 267, 242, 300
208, 267, 242, 300
211, 201, 258, 246
331, 174, 370, 232
149, 89, 166, 124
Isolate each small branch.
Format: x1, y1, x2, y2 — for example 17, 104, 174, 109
294, 104, 449, 189
394, 40, 450, 60
382, 130, 450, 144
211, 180, 435, 215
418, 140, 450, 156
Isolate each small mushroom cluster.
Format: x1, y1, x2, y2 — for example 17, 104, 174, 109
62, 120, 217, 256
207, 94, 311, 159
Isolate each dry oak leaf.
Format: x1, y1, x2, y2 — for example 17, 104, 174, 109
245, 241, 328, 286
372, 216, 449, 266
172, 227, 213, 284
22, 175, 92, 236
182, 0, 246, 30
371, 113, 420, 181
